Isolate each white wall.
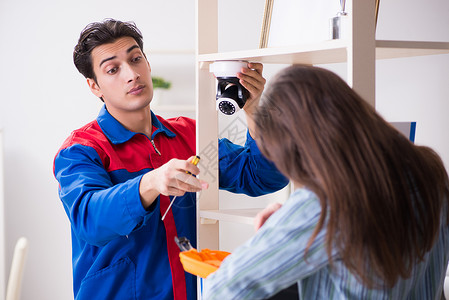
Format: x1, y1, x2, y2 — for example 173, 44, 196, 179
0, 0, 448, 299
0, 131, 5, 298
0, 1, 195, 299
375, 0, 449, 167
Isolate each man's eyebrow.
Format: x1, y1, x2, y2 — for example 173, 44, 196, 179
99, 56, 116, 68
127, 45, 140, 53
99, 45, 141, 67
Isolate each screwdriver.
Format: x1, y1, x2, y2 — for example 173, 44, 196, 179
161, 156, 201, 221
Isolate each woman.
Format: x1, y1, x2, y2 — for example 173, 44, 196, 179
203, 65, 449, 299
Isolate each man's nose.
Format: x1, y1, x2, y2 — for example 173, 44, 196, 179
123, 63, 140, 82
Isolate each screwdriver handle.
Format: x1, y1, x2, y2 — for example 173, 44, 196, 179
161, 156, 201, 221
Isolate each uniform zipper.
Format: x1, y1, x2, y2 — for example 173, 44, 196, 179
151, 139, 162, 155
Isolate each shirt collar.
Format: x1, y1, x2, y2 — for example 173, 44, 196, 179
96, 105, 176, 144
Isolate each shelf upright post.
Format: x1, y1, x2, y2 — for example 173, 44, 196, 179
195, 0, 219, 251
346, 0, 376, 107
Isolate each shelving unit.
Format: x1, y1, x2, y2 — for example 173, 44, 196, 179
200, 208, 262, 226
195, 0, 449, 254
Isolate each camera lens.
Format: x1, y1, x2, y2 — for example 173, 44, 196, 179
215, 77, 248, 115
218, 100, 236, 115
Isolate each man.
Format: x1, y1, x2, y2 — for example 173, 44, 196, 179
53, 19, 288, 300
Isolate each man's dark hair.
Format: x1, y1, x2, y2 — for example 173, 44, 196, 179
73, 19, 144, 81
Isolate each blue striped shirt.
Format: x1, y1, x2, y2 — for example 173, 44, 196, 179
203, 188, 449, 299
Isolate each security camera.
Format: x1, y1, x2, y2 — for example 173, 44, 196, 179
209, 60, 250, 115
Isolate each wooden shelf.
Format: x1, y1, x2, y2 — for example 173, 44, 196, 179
200, 209, 262, 226
198, 39, 348, 65
198, 40, 449, 65
376, 40, 449, 60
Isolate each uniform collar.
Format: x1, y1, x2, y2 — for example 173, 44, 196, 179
96, 105, 176, 144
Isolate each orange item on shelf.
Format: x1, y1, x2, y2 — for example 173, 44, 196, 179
179, 248, 231, 278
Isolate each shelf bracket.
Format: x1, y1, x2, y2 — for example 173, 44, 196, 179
200, 217, 218, 225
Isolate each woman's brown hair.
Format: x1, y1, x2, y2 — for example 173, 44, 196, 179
254, 65, 449, 288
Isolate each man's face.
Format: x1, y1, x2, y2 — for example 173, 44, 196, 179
87, 36, 153, 113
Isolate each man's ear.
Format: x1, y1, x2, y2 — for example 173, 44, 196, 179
87, 78, 103, 98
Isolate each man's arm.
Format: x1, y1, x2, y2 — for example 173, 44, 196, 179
218, 62, 288, 195
54, 145, 207, 246
218, 132, 289, 196
54, 144, 147, 246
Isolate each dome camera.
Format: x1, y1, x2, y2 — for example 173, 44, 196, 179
209, 61, 250, 115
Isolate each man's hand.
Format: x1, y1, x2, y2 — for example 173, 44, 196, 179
254, 202, 282, 231
237, 62, 266, 139
237, 62, 266, 116
139, 156, 209, 209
